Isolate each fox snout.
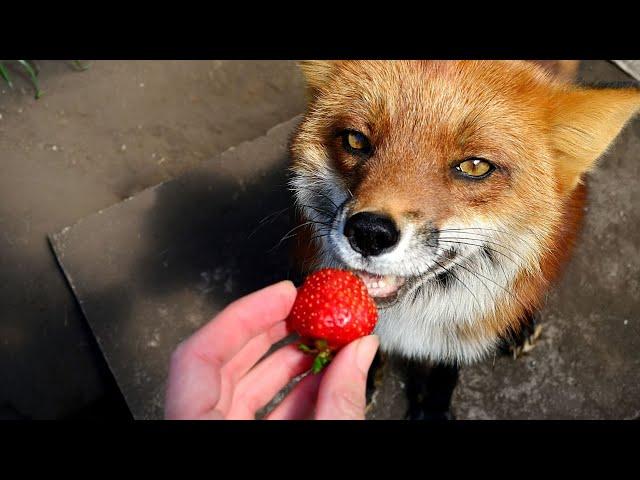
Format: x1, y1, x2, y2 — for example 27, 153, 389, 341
344, 211, 400, 257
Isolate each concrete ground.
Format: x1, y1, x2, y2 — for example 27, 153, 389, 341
0, 60, 638, 419
0, 60, 306, 419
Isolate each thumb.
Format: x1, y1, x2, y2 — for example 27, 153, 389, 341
314, 335, 379, 420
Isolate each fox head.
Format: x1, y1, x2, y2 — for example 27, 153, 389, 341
289, 60, 640, 363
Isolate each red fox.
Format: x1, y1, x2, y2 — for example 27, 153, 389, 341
288, 60, 640, 418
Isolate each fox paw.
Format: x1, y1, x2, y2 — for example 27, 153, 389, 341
500, 323, 543, 360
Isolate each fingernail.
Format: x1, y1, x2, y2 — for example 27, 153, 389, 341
274, 279, 296, 291
355, 335, 379, 375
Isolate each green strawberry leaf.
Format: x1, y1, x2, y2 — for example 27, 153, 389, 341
312, 356, 326, 374
312, 356, 325, 374
311, 351, 333, 374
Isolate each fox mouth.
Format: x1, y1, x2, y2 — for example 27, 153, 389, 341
346, 248, 459, 308
353, 270, 407, 304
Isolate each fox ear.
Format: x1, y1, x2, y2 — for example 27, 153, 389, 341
298, 60, 340, 96
531, 60, 581, 82
550, 87, 640, 192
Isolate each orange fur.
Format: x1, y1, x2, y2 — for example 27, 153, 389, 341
290, 60, 640, 361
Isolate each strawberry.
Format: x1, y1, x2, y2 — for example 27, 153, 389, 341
287, 268, 378, 373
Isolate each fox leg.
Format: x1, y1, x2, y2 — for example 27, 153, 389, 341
400, 356, 459, 421
498, 312, 544, 360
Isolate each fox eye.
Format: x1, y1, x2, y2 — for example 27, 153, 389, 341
454, 158, 495, 179
342, 130, 372, 156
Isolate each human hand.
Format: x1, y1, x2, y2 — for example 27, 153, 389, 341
164, 280, 379, 420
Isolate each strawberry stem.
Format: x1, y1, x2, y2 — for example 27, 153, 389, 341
297, 339, 334, 374
311, 352, 332, 374
315, 339, 329, 351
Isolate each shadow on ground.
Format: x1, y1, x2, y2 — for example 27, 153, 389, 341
50, 119, 307, 418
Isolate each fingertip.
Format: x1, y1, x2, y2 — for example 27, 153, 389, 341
273, 279, 298, 299
354, 335, 379, 377
332, 334, 379, 376
355, 335, 380, 374
271, 279, 298, 315
244, 279, 297, 322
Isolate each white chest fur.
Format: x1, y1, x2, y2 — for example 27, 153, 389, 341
373, 251, 519, 364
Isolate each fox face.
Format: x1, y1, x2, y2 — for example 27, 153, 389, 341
289, 60, 640, 364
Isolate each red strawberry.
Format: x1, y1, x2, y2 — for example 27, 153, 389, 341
287, 268, 378, 373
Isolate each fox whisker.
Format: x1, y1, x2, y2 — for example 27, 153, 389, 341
298, 203, 336, 220
443, 254, 530, 313
293, 185, 340, 209
270, 221, 331, 252
432, 258, 483, 314
430, 240, 512, 284
247, 207, 291, 239
436, 236, 530, 265
438, 227, 538, 252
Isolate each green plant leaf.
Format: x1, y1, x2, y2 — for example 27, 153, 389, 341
0, 62, 13, 89
27, 60, 39, 76
16, 60, 42, 99
71, 60, 90, 71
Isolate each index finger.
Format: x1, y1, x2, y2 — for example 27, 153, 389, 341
179, 280, 297, 367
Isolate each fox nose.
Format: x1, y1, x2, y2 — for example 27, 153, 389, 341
344, 212, 400, 257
